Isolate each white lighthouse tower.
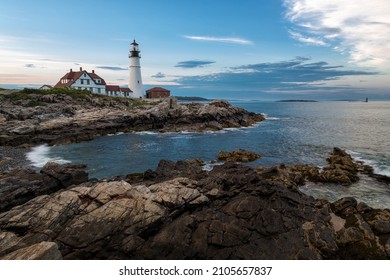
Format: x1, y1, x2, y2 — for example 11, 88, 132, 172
129, 40, 144, 98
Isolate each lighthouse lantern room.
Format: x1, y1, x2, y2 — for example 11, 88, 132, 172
129, 40, 144, 98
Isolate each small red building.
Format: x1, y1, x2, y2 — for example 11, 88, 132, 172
146, 87, 170, 98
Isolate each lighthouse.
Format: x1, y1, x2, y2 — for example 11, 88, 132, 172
129, 40, 144, 98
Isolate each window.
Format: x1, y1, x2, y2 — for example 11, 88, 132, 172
80, 79, 84, 85
87, 79, 90, 85
98, 88, 101, 94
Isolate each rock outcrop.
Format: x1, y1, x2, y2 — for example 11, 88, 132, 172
259, 148, 373, 187
0, 162, 88, 212
0, 90, 264, 146
0, 149, 389, 260
218, 149, 262, 162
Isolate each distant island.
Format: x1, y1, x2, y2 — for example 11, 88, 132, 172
174, 96, 211, 102
277, 99, 318, 102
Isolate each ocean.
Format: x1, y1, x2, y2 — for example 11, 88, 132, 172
27, 101, 390, 208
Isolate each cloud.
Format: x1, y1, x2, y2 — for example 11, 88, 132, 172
96, 66, 127, 71
174, 57, 377, 94
283, 0, 390, 67
288, 31, 327, 46
151, 72, 166, 78
184, 35, 253, 45
25, 64, 36, 68
175, 60, 216, 69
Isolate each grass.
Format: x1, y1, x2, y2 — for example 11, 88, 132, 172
21, 87, 91, 99
127, 100, 148, 110
3, 87, 146, 107
4, 91, 32, 101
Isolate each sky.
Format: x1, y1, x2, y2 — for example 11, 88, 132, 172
1, 0, 390, 100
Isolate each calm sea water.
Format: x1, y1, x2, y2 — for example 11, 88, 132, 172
27, 101, 390, 208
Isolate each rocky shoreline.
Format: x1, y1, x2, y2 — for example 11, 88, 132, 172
0, 148, 389, 260
0, 89, 264, 147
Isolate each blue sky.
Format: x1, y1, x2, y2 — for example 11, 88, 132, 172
1, 0, 389, 100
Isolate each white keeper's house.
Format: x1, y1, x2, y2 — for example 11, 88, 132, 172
54, 67, 134, 98
53, 40, 167, 99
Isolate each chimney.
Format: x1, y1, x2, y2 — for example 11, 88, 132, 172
80, 67, 83, 71
92, 70, 95, 74
70, 68, 73, 72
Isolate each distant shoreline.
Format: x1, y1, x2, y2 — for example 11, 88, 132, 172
174, 96, 211, 102
277, 99, 318, 102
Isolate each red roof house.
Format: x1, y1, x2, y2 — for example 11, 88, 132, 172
146, 87, 170, 98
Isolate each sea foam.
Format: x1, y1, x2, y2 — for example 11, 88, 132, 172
261, 113, 290, 121
348, 150, 390, 177
26, 144, 71, 168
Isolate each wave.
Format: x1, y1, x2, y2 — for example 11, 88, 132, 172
133, 131, 159, 135
261, 113, 290, 121
347, 150, 390, 177
26, 144, 71, 168
107, 132, 125, 137
202, 161, 224, 171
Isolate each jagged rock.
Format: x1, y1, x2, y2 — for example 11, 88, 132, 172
0, 242, 62, 260
40, 162, 88, 187
10, 125, 35, 135
154, 159, 205, 181
0, 231, 24, 256
218, 149, 262, 162
0, 163, 88, 213
209, 99, 231, 108
319, 147, 359, 185
0, 178, 209, 259
281, 148, 363, 186
332, 197, 358, 217
363, 209, 390, 234
329, 197, 390, 259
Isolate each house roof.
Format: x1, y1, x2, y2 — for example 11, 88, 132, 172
89, 72, 107, 85
120, 87, 132, 93
54, 69, 106, 88
146, 87, 170, 93
106, 85, 121, 91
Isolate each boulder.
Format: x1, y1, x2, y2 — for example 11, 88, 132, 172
218, 149, 262, 162
154, 159, 205, 181
40, 162, 88, 187
319, 147, 359, 185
